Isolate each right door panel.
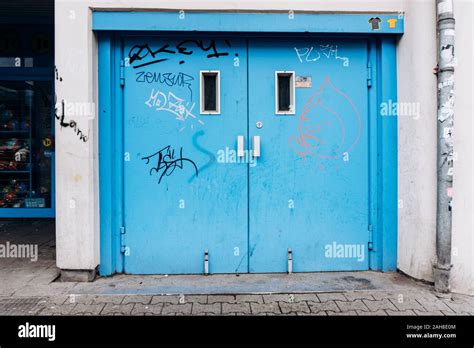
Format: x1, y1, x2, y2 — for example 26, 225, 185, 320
248, 38, 370, 272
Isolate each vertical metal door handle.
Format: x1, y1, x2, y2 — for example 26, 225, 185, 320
237, 136, 244, 158
253, 136, 261, 158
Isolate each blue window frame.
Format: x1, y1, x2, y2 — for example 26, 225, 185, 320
0, 21, 55, 218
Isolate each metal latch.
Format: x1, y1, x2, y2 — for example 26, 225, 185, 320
204, 249, 209, 275
287, 248, 293, 274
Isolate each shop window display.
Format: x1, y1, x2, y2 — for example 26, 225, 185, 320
0, 80, 53, 208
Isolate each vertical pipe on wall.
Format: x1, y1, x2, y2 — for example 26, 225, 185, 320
434, 0, 455, 293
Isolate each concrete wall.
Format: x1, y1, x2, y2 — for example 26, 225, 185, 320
55, 0, 473, 294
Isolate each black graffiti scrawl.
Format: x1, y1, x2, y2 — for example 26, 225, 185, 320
128, 39, 232, 68
142, 145, 198, 184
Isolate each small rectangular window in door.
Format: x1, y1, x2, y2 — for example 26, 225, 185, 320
200, 71, 220, 114
275, 71, 295, 115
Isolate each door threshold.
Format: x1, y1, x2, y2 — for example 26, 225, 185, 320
70, 271, 427, 296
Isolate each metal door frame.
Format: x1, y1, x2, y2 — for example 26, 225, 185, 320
96, 11, 401, 275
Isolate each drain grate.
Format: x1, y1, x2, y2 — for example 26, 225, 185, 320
0, 297, 47, 315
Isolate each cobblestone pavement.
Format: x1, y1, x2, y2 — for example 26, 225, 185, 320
1, 219, 473, 316
0, 290, 472, 316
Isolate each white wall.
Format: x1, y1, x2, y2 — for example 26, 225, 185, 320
451, 0, 474, 295
55, 0, 473, 294
396, 0, 438, 284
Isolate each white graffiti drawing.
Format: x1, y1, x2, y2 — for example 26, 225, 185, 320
145, 89, 204, 127
294, 45, 349, 67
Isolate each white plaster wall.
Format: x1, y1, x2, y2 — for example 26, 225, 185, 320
396, 0, 438, 284
451, 0, 474, 295
55, 0, 473, 294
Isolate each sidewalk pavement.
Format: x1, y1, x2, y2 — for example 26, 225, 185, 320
1, 219, 473, 316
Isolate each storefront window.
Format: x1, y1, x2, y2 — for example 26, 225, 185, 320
0, 80, 53, 208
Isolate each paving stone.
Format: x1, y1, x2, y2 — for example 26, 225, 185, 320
151, 295, 181, 304
450, 294, 474, 307
71, 304, 105, 315
235, 295, 264, 303
344, 292, 376, 301
294, 294, 320, 303
363, 299, 397, 311
296, 312, 316, 316
309, 301, 340, 314
264, 293, 319, 303
255, 312, 278, 316
414, 309, 446, 316
317, 293, 346, 302
182, 295, 208, 304
65, 294, 96, 305
191, 303, 221, 315
131, 303, 163, 315
161, 303, 192, 315
442, 310, 470, 316
250, 302, 281, 314
336, 300, 370, 312
389, 297, 425, 311
328, 310, 358, 316
222, 302, 251, 314
356, 309, 387, 316
442, 300, 474, 314
122, 295, 152, 305
263, 294, 293, 303
279, 301, 311, 314
371, 291, 424, 301
46, 296, 69, 305
100, 303, 134, 315
207, 295, 236, 304
416, 298, 454, 313
92, 295, 125, 305
39, 304, 76, 316
386, 309, 416, 316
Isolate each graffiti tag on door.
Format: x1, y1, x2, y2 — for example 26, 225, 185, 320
145, 88, 204, 130
288, 76, 361, 160
295, 45, 349, 67
142, 145, 198, 184
128, 39, 232, 68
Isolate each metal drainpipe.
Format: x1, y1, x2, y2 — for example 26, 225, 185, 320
434, 0, 456, 293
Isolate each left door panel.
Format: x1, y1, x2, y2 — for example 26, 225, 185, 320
122, 36, 248, 274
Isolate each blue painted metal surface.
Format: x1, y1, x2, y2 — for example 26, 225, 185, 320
93, 12, 404, 35
379, 38, 398, 272
248, 38, 369, 272
97, 13, 399, 276
122, 36, 248, 274
98, 32, 115, 275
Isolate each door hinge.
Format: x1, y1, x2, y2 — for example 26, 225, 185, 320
368, 224, 374, 251
120, 226, 126, 253
367, 62, 373, 88
120, 60, 125, 86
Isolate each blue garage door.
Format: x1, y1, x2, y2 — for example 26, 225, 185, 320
121, 36, 369, 274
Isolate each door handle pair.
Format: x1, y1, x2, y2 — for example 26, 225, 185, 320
237, 136, 260, 158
